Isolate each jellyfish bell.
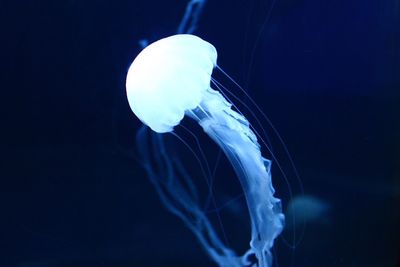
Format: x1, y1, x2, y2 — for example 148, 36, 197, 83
126, 34, 217, 133
126, 34, 284, 267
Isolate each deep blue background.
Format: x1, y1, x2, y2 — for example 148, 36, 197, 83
1, 0, 399, 266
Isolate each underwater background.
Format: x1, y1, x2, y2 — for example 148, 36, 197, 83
1, 0, 399, 266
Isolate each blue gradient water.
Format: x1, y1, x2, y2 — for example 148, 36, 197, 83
1, 0, 398, 266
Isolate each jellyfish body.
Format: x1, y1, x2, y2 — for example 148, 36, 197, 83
126, 34, 216, 133
126, 34, 284, 267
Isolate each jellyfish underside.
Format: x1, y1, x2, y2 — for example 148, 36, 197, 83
127, 34, 284, 267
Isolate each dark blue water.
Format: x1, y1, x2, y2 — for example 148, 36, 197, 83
1, 0, 399, 266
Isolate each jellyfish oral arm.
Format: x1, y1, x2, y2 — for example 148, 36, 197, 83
187, 88, 284, 267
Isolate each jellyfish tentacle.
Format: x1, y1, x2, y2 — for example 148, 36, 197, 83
137, 126, 244, 267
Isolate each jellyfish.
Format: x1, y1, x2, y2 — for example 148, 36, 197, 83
126, 34, 284, 267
